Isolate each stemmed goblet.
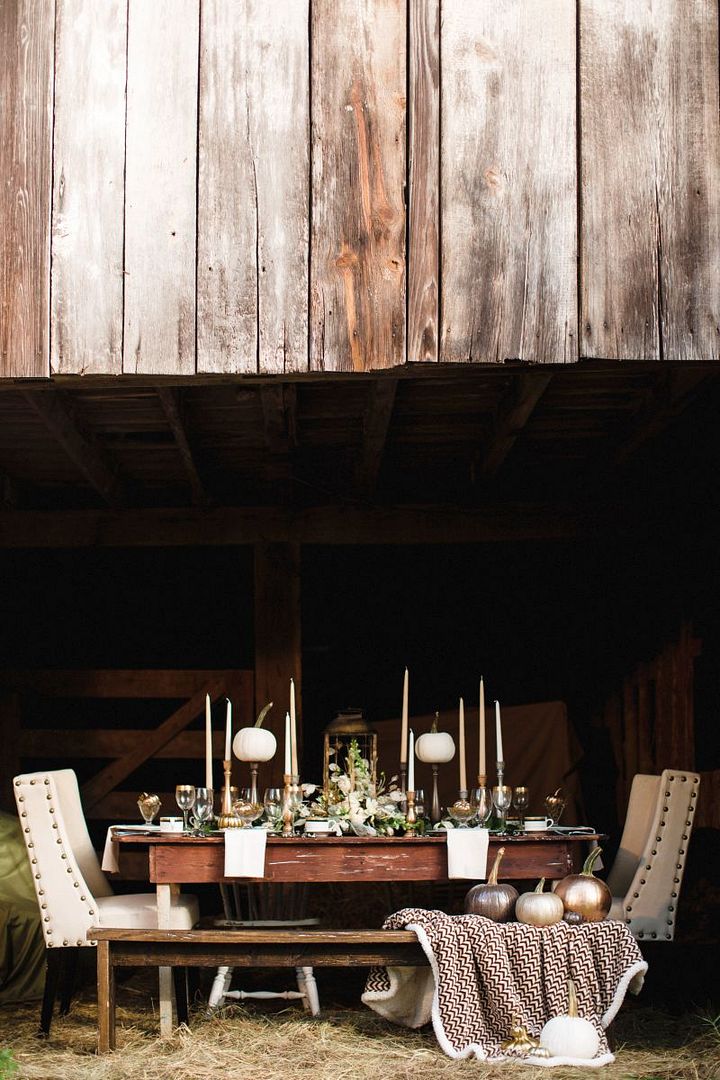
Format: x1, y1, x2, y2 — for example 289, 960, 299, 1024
263, 787, 283, 829
191, 787, 214, 832
414, 788, 426, 820
175, 785, 196, 832
471, 786, 493, 827
513, 786, 529, 830
492, 784, 513, 833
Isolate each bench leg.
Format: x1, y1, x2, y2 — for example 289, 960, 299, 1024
97, 940, 116, 1052
157, 884, 176, 1037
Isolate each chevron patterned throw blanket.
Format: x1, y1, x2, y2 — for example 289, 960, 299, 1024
362, 909, 647, 1067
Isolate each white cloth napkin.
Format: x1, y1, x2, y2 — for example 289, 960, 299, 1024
446, 828, 489, 880
101, 824, 160, 873
224, 829, 267, 878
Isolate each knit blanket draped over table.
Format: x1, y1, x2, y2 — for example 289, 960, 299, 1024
362, 909, 647, 1067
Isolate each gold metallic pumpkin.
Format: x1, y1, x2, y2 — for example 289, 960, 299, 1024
554, 847, 611, 923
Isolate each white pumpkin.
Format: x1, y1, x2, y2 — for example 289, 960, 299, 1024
540, 981, 600, 1060
415, 730, 455, 764
516, 878, 564, 927
232, 702, 277, 762
233, 726, 277, 762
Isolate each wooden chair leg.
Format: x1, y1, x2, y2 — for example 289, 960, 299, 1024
38, 949, 62, 1037
59, 947, 79, 1016
173, 967, 190, 1026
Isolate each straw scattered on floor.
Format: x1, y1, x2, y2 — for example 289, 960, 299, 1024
0, 978, 719, 1080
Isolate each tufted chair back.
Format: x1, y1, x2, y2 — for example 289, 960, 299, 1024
14, 769, 113, 950
607, 769, 700, 941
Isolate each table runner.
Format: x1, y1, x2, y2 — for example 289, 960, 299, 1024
363, 909, 647, 1067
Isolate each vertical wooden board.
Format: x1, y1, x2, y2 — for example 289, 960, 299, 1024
580, 0, 720, 361
254, 542, 301, 787
0, 0, 54, 378
198, 0, 309, 374
310, 0, 406, 372
440, 1, 577, 364
123, 0, 198, 374
51, 0, 127, 375
407, 0, 439, 362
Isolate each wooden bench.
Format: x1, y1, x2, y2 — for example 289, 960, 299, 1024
90, 926, 427, 1051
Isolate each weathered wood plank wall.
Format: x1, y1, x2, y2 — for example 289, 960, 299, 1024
51, 0, 127, 375
0, 0, 54, 378
0, 0, 718, 378
581, 0, 720, 362
198, 0, 309, 375
310, 0, 406, 372
441, 0, 577, 363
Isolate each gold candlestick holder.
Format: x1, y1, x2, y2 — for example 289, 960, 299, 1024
282, 773, 300, 838
477, 773, 487, 788
405, 789, 418, 836
431, 764, 442, 824
399, 766, 407, 795
217, 759, 242, 829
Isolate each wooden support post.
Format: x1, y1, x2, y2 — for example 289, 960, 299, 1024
254, 543, 301, 786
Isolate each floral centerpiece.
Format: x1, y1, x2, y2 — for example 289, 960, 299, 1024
309, 739, 416, 835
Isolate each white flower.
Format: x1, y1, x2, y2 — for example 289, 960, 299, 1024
301, 783, 316, 796
388, 789, 406, 804
336, 775, 352, 796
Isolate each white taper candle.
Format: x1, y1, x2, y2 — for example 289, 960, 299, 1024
495, 699, 504, 763
408, 728, 415, 791
224, 697, 232, 761
205, 693, 213, 789
459, 697, 467, 792
479, 677, 486, 778
400, 667, 409, 766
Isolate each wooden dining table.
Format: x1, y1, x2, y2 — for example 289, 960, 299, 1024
112, 830, 603, 1036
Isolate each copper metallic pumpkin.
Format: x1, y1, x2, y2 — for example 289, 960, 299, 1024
464, 846, 518, 922
554, 847, 611, 923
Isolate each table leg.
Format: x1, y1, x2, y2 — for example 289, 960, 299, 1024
97, 940, 115, 1052
157, 883, 177, 1037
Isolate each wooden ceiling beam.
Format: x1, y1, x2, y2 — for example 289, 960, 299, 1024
0, 501, 610, 548
356, 378, 398, 498
156, 386, 208, 505
478, 372, 553, 480
612, 369, 709, 465
21, 388, 126, 506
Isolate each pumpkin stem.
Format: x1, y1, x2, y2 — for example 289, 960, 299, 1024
431, 712, 439, 734
488, 846, 505, 885
534, 877, 546, 894
581, 846, 603, 876
567, 980, 578, 1018
255, 702, 273, 728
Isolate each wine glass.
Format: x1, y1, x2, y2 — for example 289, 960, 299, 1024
414, 788, 426, 819
492, 785, 513, 832
233, 786, 263, 828
175, 785, 196, 831
263, 787, 283, 828
471, 786, 492, 826
191, 787, 214, 832
513, 786, 529, 830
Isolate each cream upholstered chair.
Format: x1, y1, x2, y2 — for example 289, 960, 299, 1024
607, 769, 700, 941
14, 769, 199, 1033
